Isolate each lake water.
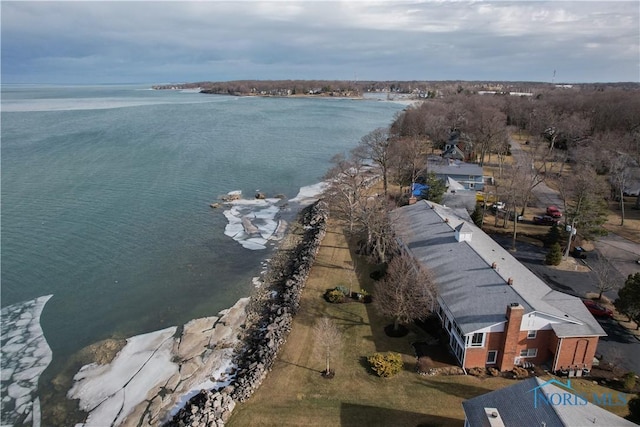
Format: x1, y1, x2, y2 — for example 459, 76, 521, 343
0, 84, 404, 424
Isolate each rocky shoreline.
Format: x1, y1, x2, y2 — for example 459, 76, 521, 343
166, 200, 329, 426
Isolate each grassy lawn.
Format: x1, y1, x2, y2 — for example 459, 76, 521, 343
226, 217, 633, 426
226, 156, 638, 426
603, 198, 640, 244
227, 220, 526, 427
485, 133, 640, 245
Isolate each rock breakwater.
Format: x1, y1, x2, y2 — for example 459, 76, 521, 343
167, 200, 329, 426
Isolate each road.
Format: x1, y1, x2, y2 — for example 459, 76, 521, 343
490, 233, 640, 374
508, 136, 640, 281
490, 139, 640, 373
508, 138, 564, 209
595, 233, 640, 280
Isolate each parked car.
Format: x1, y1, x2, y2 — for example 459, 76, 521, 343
509, 211, 524, 222
533, 215, 560, 226
490, 202, 506, 213
571, 246, 588, 259
546, 205, 563, 218
583, 299, 614, 318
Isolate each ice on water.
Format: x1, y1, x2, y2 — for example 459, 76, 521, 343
1, 295, 53, 427
223, 183, 327, 250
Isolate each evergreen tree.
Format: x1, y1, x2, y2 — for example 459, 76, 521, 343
545, 242, 563, 265
425, 172, 446, 204
615, 273, 640, 328
471, 203, 484, 227
545, 224, 562, 248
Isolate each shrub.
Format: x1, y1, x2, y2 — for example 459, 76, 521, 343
324, 289, 345, 303
416, 356, 434, 374
623, 372, 637, 392
368, 352, 403, 378
488, 367, 500, 377
628, 394, 640, 423
512, 366, 529, 379
335, 285, 350, 297
468, 367, 485, 377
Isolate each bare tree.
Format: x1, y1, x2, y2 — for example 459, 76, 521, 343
313, 316, 342, 376
591, 261, 620, 300
373, 251, 437, 333
357, 195, 396, 264
499, 164, 531, 250
557, 163, 609, 258
323, 152, 370, 234
388, 136, 428, 194
357, 127, 392, 197
465, 96, 507, 166
609, 151, 633, 226
602, 130, 640, 220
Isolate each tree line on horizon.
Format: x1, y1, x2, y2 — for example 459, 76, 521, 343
152, 79, 640, 97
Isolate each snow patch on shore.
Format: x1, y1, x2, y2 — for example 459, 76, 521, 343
68, 327, 178, 427
289, 182, 328, 206
67, 298, 250, 426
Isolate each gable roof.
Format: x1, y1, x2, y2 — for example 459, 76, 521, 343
442, 145, 466, 160
462, 377, 636, 427
430, 162, 484, 177
392, 201, 606, 337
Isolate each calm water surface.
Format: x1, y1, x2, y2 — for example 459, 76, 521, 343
1, 84, 404, 423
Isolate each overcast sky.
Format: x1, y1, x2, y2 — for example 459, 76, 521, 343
2, 1, 638, 84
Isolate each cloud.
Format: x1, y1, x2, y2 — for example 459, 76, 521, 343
1, 1, 638, 84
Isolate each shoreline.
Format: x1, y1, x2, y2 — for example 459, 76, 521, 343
167, 200, 329, 426
55, 200, 328, 426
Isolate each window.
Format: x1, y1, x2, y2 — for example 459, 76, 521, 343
468, 182, 475, 189
527, 330, 537, 339
519, 348, 538, 358
470, 332, 484, 347
486, 350, 498, 364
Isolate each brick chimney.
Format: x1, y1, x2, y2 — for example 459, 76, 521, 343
499, 303, 524, 371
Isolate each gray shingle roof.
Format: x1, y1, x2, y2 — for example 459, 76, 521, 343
430, 162, 484, 177
462, 377, 636, 427
393, 201, 606, 337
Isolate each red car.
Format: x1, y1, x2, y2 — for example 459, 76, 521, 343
583, 300, 613, 318
546, 206, 563, 218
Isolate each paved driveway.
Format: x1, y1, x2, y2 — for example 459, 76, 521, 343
490, 233, 640, 374
595, 233, 640, 280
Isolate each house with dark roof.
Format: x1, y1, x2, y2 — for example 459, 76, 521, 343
393, 200, 606, 373
462, 377, 635, 426
443, 130, 474, 162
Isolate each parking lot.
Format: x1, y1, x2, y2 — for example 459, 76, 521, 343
490, 233, 640, 374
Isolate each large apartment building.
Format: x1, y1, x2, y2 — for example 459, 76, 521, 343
393, 200, 606, 373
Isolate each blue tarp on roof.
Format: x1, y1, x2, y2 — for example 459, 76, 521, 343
411, 183, 429, 197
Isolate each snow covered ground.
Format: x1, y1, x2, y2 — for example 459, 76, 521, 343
67, 298, 250, 427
